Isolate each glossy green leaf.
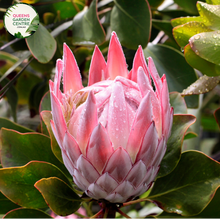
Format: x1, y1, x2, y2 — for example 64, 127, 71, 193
189, 31, 220, 66
0, 129, 68, 178
0, 117, 33, 133
184, 44, 220, 76
147, 0, 164, 8
0, 192, 20, 214
26, 24, 57, 63
40, 111, 62, 163
0, 161, 70, 209
197, 2, 220, 30
72, 0, 105, 46
171, 16, 202, 27
182, 75, 220, 96
157, 115, 196, 178
144, 43, 198, 108
214, 107, 220, 129
169, 92, 187, 114
149, 151, 220, 216
191, 186, 220, 218
206, 0, 220, 4
174, 0, 205, 14
173, 21, 212, 48
4, 208, 52, 218
110, 0, 151, 49
35, 177, 81, 216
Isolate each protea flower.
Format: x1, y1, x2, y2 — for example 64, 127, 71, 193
49, 32, 173, 203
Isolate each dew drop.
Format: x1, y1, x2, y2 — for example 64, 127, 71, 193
194, 35, 201, 40
195, 50, 199, 55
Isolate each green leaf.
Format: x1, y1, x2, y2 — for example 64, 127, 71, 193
72, 0, 105, 46
26, 14, 39, 33
28, 81, 48, 116
110, 0, 151, 49
189, 31, 220, 66
197, 2, 220, 30
184, 44, 220, 76
171, 16, 202, 27
35, 177, 81, 216
149, 151, 220, 216
26, 24, 57, 63
0, 117, 33, 133
39, 91, 51, 112
174, 0, 206, 15
0, 128, 70, 178
190, 186, 220, 218
0, 192, 20, 214
152, 20, 177, 44
214, 107, 220, 129
169, 92, 187, 114
157, 115, 196, 178
40, 111, 63, 163
173, 21, 212, 48
0, 79, 18, 122
4, 208, 52, 218
206, 0, 220, 4
182, 75, 220, 95
143, 43, 198, 108
0, 161, 70, 209
147, 0, 164, 8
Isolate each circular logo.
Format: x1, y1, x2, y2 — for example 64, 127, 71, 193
4, 3, 39, 38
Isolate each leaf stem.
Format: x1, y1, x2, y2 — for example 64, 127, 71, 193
117, 208, 132, 219
90, 209, 103, 218
73, 211, 87, 218
122, 198, 151, 207
71, 0, 80, 12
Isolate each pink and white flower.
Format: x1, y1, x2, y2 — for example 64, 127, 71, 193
48, 32, 173, 203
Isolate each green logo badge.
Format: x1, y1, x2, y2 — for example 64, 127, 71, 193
4, 3, 39, 38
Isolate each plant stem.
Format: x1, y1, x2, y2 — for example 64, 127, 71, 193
90, 209, 103, 218
74, 211, 87, 218
117, 208, 132, 219
122, 198, 151, 207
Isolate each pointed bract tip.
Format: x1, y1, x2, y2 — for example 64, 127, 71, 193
87, 90, 96, 105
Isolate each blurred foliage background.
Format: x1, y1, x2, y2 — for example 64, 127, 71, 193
1, 0, 220, 218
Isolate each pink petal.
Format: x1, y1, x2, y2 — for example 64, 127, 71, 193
63, 131, 81, 167
96, 173, 119, 193
77, 91, 98, 155
50, 119, 62, 148
68, 102, 85, 139
86, 123, 113, 173
103, 147, 132, 183
54, 59, 63, 98
88, 46, 107, 86
160, 75, 172, 139
49, 80, 54, 92
148, 57, 162, 95
106, 32, 128, 80
125, 160, 147, 187
87, 183, 108, 199
135, 122, 158, 167
152, 138, 166, 167
76, 155, 100, 183
61, 150, 75, 176
107, 81, 130, 150
73, 169, 90, 191
105, 192, 124, 203
137, 67, 162, 137
114, 181, 135, 198
126, 92, 153, 163
131, 46, 151, 83
63, 43, 83, 94
50, 92, 67, 143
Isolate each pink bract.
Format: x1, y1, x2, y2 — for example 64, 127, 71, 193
47, 32, 173, 203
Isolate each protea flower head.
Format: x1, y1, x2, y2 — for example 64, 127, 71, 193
49, 32, 173, 204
